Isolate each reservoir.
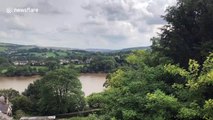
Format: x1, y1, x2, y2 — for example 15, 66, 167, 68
0, 73, 106, 96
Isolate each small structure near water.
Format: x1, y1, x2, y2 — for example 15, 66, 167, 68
0, 96, 12, 120
0, 112, 12, 120
0, 96, 12, 116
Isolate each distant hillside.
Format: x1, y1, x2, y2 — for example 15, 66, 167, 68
0, 42, 37, 51
0, 42, 150, 53
0, 42, 36, 47
84, 48, 113, 52
120, 46, 150, 51
84, 47, 150, 53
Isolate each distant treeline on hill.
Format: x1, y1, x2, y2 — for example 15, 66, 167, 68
0, 43, 148, 76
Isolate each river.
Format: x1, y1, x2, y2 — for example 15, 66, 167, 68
0, 73, 106, 96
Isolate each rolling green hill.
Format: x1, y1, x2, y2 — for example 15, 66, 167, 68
0, 42, 150, 53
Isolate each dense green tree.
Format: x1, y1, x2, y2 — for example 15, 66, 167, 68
23, 68, 85, 115
0, 57, 10, 67
87, 51, 173, 120
22, 80, 42, 115
87, 51, 212, 120
0, 89, 20, 100
87, 93, 106, 109
13, 110, 28, 120
11, 96, 33, 115
82, 56, 116, 73
145, 90, 180, 120
39, 68, 85, 114
4, 66, 41, 76
46, 59, 60, 71
164, 53, 213, 120
152, 0, 213, 67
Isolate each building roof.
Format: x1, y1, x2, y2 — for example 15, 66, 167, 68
0, 103, 9, 114
0, 112, 12, 120
0, 96, 5, 103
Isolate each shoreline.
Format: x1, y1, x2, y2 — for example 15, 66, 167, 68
0, 73, 107, 96
0, 72, 108, 78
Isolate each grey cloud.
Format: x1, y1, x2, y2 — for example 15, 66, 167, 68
146, 16, 165, 25
80, 0, 177, 46
0, 0, 177, 49
80, 20, 135, 42
82, 20, 105, 26
83, 0, 175, 27
25, 1, 64, 15
57, 28, 70, 33
102, 35, 127, 41
0, 0, 65, 16
82, 0, 145, 21
0, 16, 32, 31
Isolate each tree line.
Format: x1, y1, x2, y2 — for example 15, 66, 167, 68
85, 0, 213, 119
0, 0, 212, 119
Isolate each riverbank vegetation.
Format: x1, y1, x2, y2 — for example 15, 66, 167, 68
2, 68, 85, 119
0, 0, 213, 119
0, 47, 131, 76
83, 0, 213, 119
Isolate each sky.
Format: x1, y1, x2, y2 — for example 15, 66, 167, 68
0, 0, 177, 49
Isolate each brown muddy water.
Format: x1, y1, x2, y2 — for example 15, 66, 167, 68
0, 73, 106, 96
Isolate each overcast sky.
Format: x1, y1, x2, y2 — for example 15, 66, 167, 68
0, 0, 176, 49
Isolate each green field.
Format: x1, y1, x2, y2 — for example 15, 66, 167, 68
30, 52, 56, 58
56, 51, 68, 56
75, 64, 84, 68
0, 69, 7, 74
30, 66, 47, 69
30, 52, 43, 57
46, 52, 56, 57
0, 46, 7, 52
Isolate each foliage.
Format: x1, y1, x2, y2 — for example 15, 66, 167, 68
82, 56, 116, 73
87, 50, 173, 120
13, 110, 28, 120
11, 96, 33, 115
1, 0, 212, 119
38, 68, 85, 114
152, 0, 213, 67
145, 90, 180, 119
0, 57, 10, 67
126, 50, 172, 67
21, 68, 86, 115
165, 53, 213, 119
87, 93, 105, 109
46, 58, 60, 71
203, 99, 213, 120
67, 114, 101, 120
88, 51, 213, 120
0, 89, 20, 100
4, 66, 47, 76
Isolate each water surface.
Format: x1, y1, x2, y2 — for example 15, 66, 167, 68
0, 73, 106, 96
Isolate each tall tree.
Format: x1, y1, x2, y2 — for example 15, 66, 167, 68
152, 0, 213, 67
38, 68, 85, 115
23, 68, 85, 115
